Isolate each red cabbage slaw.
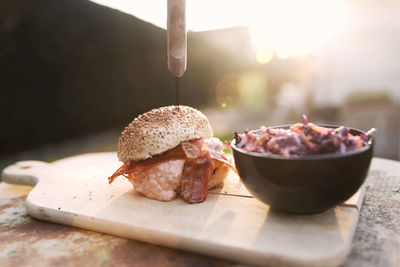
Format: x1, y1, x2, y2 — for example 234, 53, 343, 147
234, 115, 375, 157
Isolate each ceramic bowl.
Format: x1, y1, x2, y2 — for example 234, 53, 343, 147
231, 125, 373, 214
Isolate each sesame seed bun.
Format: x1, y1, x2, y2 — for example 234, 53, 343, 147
118, 105, 213, 162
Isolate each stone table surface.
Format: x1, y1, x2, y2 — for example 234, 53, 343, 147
0, 157, 399, 267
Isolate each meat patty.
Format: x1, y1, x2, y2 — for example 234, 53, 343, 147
128, 159, 185, 201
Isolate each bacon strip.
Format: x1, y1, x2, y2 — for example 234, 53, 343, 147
108, 145, 185, 184
208, 149, 237, 174
180, 139, 213, 203
108, 163, 130, 184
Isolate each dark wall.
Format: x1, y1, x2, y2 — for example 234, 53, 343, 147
1, 0, 297, 157
1, 0, 179, 155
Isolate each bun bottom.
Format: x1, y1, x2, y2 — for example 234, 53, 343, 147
208, 163, 230, 189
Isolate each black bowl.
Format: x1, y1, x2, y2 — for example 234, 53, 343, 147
231, 125, 373, 214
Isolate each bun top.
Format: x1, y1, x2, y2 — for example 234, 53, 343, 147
118, 105, 213, 162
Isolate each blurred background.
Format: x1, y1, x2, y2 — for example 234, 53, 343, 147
1, 0, 399, 169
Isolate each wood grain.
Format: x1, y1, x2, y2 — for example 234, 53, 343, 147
1, 153, 365, 267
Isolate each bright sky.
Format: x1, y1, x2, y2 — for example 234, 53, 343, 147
92, 0, 348, 62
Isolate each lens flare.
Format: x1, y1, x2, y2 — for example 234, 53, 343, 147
92, 0, 348, 59
256, 47, 274, 64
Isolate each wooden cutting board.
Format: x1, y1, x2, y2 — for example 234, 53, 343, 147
1, 153, 365, 267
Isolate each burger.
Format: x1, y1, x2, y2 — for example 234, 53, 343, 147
108, 105, 235, 204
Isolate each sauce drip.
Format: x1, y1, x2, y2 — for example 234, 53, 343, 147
175, 76, 180, 105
